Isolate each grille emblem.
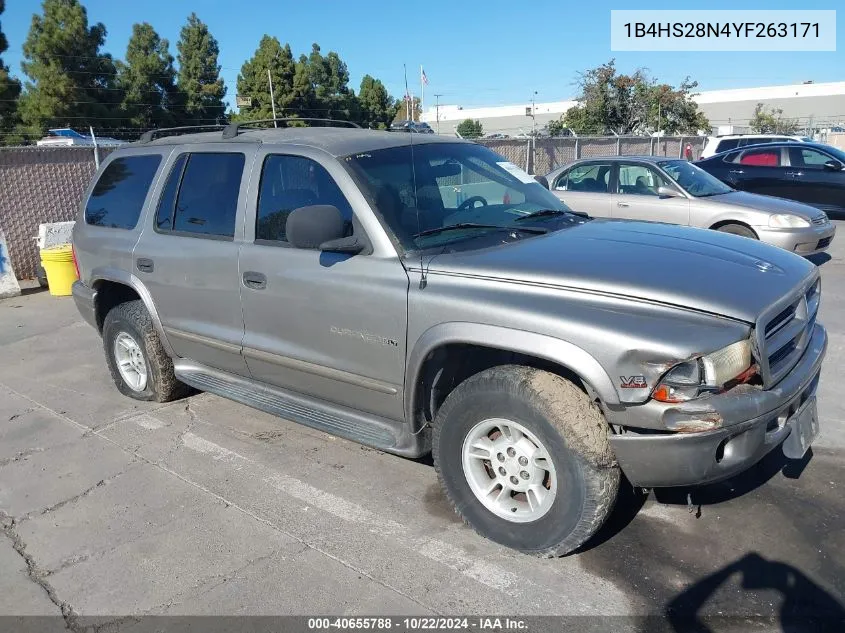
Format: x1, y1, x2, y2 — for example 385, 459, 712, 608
754, 260, 774, 273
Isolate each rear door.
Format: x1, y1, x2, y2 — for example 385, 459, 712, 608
725, 146, 793, 198
785, 146, 845, 212
611, 162, 690, 225
134, 144, 257, 376
550, 161, 613, 217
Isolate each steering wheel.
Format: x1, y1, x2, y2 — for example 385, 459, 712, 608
457, 195, 488, 211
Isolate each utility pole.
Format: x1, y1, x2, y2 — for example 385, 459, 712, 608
267, 68, 278, 127
531, 91, 538, 138
434, 94, 443, 134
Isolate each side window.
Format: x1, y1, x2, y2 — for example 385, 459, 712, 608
790, 147, 833, 169
155, 154, 187, 231
617, 164, 668, 196
562, 163, 611, 193
715, 139, 740, 153
738, 148, 781, 167
257, 155, 353, 243
172, 153, 245, 238
85, 155, 162, 229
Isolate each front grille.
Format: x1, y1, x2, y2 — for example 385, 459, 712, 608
812, 216, 828, 226
817, 236, 832, 249
755, 278, 820, 388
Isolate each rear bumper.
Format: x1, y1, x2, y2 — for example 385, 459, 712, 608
71, 280, 98, 330
610, 323, 826, 488
755, 222, 836, 255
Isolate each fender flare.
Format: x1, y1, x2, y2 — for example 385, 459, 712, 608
90, 266, 175, 357
404, 322, 619, 428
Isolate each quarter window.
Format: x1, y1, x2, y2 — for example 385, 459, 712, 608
256, 155, 353, 243
85, 155, 162, 229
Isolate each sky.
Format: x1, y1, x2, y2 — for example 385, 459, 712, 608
2, 0, 843, 112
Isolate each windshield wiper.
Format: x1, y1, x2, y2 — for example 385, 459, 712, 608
413, 223, 547, 239
513, 209, 575, 222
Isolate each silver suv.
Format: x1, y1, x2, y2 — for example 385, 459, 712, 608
71, 122, 827, 556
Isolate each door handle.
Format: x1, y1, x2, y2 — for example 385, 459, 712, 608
242, 271, 267, 290
786, 171, 803, 177
617, 202, 630, 208
136, 258, 154, 273
729, 169, 745, 175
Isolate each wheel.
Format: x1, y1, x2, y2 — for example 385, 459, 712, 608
716, 223, 757, 239
102, 300, 190, 402
432, 365, 620, 557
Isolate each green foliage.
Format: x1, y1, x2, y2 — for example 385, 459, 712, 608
18, 0, 119, 139
235, 36, 295, 121
749, 102, 799, 134
357, 75, 395, 129
394, 96, 421, 123
563, 59, 709, 136
547, 117, 571, 137
176, 13, 226, 125
0, 0, 22, 144
456, 118, 483, 139
117, 23, 181, 130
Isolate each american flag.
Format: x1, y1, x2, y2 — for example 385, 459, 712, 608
421, 69, 429, 85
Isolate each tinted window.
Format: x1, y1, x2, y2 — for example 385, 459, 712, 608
739, 148, 781, 167
715, 139, 740, 153
85, 156, 162, 229
257, 155, 353, 243
155, 154, 187, 231
617, 164, 669, 195
790, 147, 833, 168
559, 163, 612, 193
173, 153, 245, 237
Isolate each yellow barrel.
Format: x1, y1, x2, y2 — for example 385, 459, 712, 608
40, 244, 78, 296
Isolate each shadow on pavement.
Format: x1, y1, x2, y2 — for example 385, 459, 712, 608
663, 552, 845, 633
807, 253, 832, 267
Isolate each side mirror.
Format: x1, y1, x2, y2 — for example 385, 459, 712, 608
657, 186, 684, 199
319, 235, 364, 254
286, 205, 346, 250
533, 175, 550, 189
823, 159, 844, 171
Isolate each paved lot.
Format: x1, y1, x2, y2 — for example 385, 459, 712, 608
1, 224, 844, 629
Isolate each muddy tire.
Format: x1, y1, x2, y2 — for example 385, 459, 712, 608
432, 365, 619, 557
102, 300, 189, 402
716, 223, 757, 239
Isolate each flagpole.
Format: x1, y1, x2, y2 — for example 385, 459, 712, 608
420, 65, 424, 122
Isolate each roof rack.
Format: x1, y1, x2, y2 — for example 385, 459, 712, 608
138, 125, 227, 143
222, 118, 361, 140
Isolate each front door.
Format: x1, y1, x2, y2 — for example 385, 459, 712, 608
551, 161, 613, 217
134, 145, 256, 376
238, 149, 409, 420
611, 162, 690, 225
727, 146, 794, 199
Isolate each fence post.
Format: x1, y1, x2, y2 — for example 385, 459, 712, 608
574, 137, 580, 159
526, 139, 533, 174
650, 137, 655, 156
616, 136, 621, 156
678, 136, 685, 158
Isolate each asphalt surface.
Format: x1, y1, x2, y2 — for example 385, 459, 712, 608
1, 223, 844, 631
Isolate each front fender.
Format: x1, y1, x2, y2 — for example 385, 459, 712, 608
405, 322, 619, 427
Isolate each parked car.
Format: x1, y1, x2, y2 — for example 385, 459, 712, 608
700, 134, 811, 159
389, 120, 434, 134
696, 141, 845, 216
72, 122, 826, 556
545, 156, 835, 255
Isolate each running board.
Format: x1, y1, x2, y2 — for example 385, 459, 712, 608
174, 361, 401, 451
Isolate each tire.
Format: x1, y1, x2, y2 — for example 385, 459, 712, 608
102, 300, 189, 402
432, 365, 620, 557
716, 223, 757, 239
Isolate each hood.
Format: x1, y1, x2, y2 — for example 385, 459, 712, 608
701, 191, 827, 220
427, 219, 816, 323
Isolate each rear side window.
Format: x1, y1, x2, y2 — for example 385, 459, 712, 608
739, 148, 781, 167
714, 139, 740, 153
155, 153, 245, 238
256, 155, 352, 243
85, 155, 162, 229
558, 163, 612, 192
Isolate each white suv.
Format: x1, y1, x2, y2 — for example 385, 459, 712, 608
700, 134, 811, 159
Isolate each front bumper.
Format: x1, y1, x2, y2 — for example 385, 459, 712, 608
71, 280, 98, 330
610, 323, 827, 488
755, 222, 836, 256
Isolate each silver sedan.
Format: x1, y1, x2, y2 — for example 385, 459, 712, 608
544, 156, 835, 255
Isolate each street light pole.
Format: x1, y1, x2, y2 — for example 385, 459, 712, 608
434, 93, 443, 134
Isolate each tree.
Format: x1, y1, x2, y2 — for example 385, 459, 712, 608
562, 60, 709, 136
456, 118, 483, 139
234, 36, 295, 121
18, 0, 119, 138
357, 75, 395, 129
176, 13, 226, 125
547, 118, 572, 137
0, 0, 22, 144
393, 96, 421, 122
749, 102, 799, 134
305, 43, 355, 119
116, 23, 182, 131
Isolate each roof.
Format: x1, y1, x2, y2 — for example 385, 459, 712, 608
135, 126, 468, 156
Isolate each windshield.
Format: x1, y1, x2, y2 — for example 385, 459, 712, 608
343, 142, 578, 252
658, 159, 733, 197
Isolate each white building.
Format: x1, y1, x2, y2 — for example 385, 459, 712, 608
421, 81, 845, 137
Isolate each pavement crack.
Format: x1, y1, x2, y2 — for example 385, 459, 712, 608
20, 465, 134, 522
0, 447, 45, 467
1, 510, 81, 631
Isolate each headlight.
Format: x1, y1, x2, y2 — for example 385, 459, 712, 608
769, 214, 810, 228
653, 339, 753, 403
